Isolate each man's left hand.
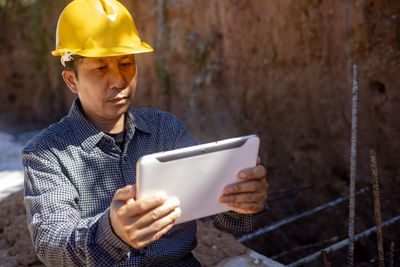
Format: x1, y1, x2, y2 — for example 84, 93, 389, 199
219, 157, 269, 214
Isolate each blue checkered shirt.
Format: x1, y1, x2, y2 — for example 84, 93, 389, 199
23, 99, 254, 266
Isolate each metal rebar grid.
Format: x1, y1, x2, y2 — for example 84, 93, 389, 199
271, 236, 339, 261
287, 215, 400, 267
237, 187, 369, 243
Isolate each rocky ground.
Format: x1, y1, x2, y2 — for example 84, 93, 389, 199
0, 190, 42, 267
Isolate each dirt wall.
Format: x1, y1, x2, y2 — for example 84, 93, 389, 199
126, 0, 400, 190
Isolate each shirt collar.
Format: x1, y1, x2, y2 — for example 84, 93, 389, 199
127, 108, 151, 134
67, 99, 104, 153
67, 99, 151, 153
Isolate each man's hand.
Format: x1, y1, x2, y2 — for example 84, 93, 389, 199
219, 157, 269, 214
110, 185, 181, 249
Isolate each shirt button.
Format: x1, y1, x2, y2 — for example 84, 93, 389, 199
123, 252, 130, 261
123, 156, 128, 161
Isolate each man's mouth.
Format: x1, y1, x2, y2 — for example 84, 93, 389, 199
110, 95, 129, 104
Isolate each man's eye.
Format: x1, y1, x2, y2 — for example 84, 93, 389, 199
95, 66, 106, 71
120, 62, 133, 67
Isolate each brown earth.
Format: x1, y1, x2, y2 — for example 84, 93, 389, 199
0, 191, 41, 267
1, 0, 399, 266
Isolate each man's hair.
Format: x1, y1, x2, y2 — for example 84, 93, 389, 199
64, 55, 84, 79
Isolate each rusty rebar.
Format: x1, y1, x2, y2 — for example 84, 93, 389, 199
370, 149, 385, 267
348, 64, 359, 267
389, 241, 394, 267
322, 250, 331, 267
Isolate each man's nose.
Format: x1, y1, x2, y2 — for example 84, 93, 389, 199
109, 66, 126, 89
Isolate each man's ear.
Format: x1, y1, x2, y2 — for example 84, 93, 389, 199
62, 70, 79, 94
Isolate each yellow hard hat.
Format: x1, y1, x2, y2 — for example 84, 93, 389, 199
52, 0, 153, 59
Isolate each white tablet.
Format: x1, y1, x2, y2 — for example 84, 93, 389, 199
136, 134, 260, 224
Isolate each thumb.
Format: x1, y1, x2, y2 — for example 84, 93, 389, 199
114, 184, 136, 202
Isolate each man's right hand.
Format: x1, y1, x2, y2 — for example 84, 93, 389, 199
110, 185, 181, 249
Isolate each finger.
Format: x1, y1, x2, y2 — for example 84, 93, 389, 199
126, 185, 137, 204
135, 198, 180, 228
132, 207, 181, 248
238, 165, 266, 180
143, 207, 181, 236
220, 191, 267, 204
113, 185, 136, 202
134, 221, 176, 249
224, 179, 268, 195
230, 203, 264, 214
125, 193, 168, 217
257, 157, 261, 165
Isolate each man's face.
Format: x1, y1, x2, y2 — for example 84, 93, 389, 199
63, 55, 137, 124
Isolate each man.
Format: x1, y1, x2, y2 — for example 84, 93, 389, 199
23, 0, 269, 266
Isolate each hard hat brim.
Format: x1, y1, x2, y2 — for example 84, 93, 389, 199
51, 42, 153, 57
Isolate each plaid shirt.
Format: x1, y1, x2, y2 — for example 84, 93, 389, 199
23, 99, 254, 267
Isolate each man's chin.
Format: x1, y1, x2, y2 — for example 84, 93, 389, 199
111, 102, 131, 115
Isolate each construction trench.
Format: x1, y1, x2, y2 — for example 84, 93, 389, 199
1, 0, 400, 266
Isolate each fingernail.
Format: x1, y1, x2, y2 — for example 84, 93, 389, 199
158, 192, 168, 201
221, 196, 230, 202
169, 197, 180, 207
175, 207, 182, 215
239, 171, 246, 178
226, 186, 234, 193
173, 207, 182, 217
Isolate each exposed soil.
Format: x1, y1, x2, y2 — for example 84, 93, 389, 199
0, 191, 41, 267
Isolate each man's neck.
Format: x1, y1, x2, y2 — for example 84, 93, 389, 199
77, 100, 126, 134
92, 115, 125, 134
